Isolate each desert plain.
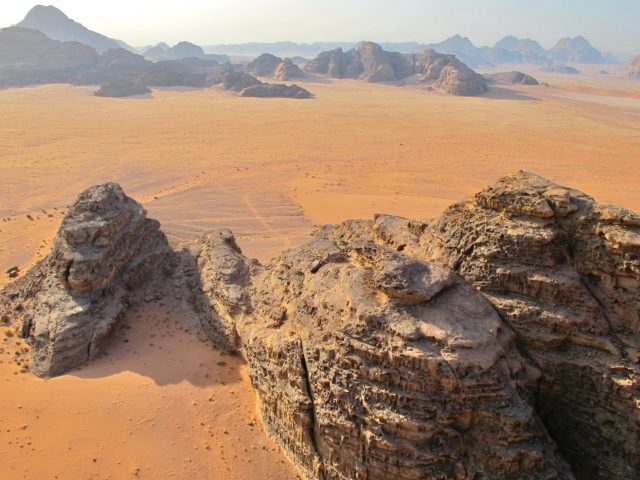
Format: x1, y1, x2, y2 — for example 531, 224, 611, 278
1, 68, 639, 479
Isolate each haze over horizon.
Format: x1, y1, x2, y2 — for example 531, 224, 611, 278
2, 0, 639, 54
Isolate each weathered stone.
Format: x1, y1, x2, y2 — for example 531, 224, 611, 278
192, 229, 572, 480
421, 171, 640, 480
0, 183, 171, 376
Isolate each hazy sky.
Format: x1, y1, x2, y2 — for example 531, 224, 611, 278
3, 1, 639, 53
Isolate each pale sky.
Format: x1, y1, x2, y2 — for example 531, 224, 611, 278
2, 1, 639, 53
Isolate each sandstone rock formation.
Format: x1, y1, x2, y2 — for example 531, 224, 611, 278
221, 71, 263, 92
421, 172, 639, 480
627, 56, 640, 78
487, 37, 548, 65
0, 27, 99, 87
246, 53, 283, 77
94, 78, 151, 97
275, 58, 305, 81
191, 229, 573, 480
484, 71, 540, 85
220, 71, 311, 98
0, 183, 171, 376
241, 83, 311, 99
305, 42, 486, 96
2, 174, 638, 479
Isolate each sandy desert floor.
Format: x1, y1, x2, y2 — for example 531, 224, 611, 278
1, 69, 639, 479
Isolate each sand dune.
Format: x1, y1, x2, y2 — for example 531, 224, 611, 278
1, 72, 639, 478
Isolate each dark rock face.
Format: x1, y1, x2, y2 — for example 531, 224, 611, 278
94, 78, 151, 97
1, 184, 171, 377
548, 37, 606, 64
305, 42, 486, 96
17, 5, 122, 54
246, 53, 283, 76
421, 172, 640, 480
241, 83, 311, 99
274, 58, 304, 81
0, 27, 99, 87
484, 71, 540, 85
192, 229, 573, 480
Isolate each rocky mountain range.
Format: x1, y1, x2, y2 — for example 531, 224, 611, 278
305, 41, 487, 96
204, 35, 613, 68
1, 172, 638, 479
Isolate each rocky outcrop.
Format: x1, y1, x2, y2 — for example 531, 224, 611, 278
246, 53, 283, 77
421, 172, 639, 480
17, 5, 123, 54
241, 83, 311, 99
191, 227, 573, 480
484, 71, 540, 85
221, 71, 263, 91
548, 37, 606, 64
627, 56, 640, 78
94, 78, 151, 97
220, 71, 311, 98
0, 27, 99, 87
0, 183, 171, 376
305, 42, 486, 96
275, 58, 304, 81
541, 64, 580, 75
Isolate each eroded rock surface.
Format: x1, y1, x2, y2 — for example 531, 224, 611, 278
0, 183, 171, 376
192, 228, 573, 479
304, 42, 487, 96
421, 172, 640, 480
275, 58, 305, 81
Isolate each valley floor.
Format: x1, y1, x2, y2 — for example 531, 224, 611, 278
1, 70, 639, 479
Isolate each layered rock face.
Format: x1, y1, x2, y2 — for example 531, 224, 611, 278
191, 228, 573, 479
305, 42, 486, 96
1, 183, 171, 376
421, 172, 639, 480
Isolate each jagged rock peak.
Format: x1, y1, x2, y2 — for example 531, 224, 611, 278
1, 183, 172, 377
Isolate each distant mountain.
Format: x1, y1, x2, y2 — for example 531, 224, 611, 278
16, 5, 125, 54
548, 36, 606, 64
487, 36, 547, 64
424, 34, 488, 67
